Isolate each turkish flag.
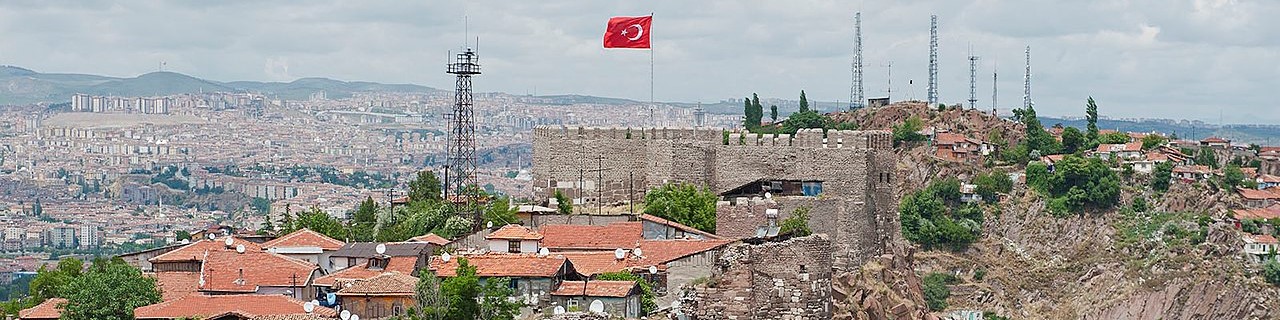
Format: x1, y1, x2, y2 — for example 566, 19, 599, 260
603, 16, 651, 49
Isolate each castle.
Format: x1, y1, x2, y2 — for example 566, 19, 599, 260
532, 125, 896, 271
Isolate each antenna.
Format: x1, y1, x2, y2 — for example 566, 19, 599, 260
207, 233, 216, 240
648, 265, 658, 274
992, 60, 998, 115
224, 236, 234, 247
375, 243, 387, 255
614, 248, 626, 260
589, 300, 605, 313
1023, 45, 1032, 109
886, 60, 892, 102
351, 315, 360, 320
303, 301, 315, 313
441, 252, 452, 262
340, 310, 351, 320
968, 45, 980, 110
927, 15, 939, 106
235, 244, 245, 254
538, 247, 550, 257
633, 247, 644, 257
850, 11, 864, 110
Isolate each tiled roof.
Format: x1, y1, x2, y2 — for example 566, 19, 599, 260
1235, 206, 1280, 220
633, 239, 735, 267
1259, 174, 1280, 184
1237, 188, 1280, 200
540, 222, 643, 250
262, 229, 345, 251
329, 242, 430, 258
18, 298, 65, 320
408, 233, 452, 246
558, 252, 632, 277
153, 271, 200, 301
133, 294, 337, 319
251, 314, 338, 320
430, 253, 568, 278
313, 256, 419, 287
200, 250, 318, 293
486, 225, 543, 240
1096, 142, 1142, 153
1201, 137, 1230, 143
639, 214, 721, 239
1245, 234, 1279, 244
335, 272, 417, 296
550, 280, 639, 298
1173, 165, 1212, 174
150, 238, 263, 263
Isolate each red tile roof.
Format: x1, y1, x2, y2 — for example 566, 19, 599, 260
486, 225, 543, 241
133, 294, 336, 319
408, 233, 452, 246
540, 222, 643, 250
639, 214, 721, 239
1237, 188, 1280, 200
1173, 165, 1212, 174
550, 280, 639, 298
262, 229, 345, 251
1095, 142, 1142, 153
18, 298, 65, 320
153, 271, 200, 301
1234, 207, 1280, 220
313, 256, 419, 287
199, 250, 318, 293
1201, 137, 1230, 144
430, 253, 568, 278
558, 252, 633, 277
1259, 174, 1280, 184
335, 272, 417, 296
1246, 234, 1279, 244
150, 238, 263, 263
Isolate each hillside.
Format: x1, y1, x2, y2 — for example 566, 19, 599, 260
830, 102, 1280, 319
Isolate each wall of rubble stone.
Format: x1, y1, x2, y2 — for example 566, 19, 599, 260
534, 125, 895, 269
677, 234, 834, 320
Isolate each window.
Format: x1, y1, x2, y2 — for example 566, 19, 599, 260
567, 299, 579, 308
509, 240, 521, 253
802, 182, 823, 196
347, 257, 357, 267
508, 278, 519, 290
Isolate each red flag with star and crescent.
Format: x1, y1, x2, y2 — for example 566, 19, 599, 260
603, 16, 651, 49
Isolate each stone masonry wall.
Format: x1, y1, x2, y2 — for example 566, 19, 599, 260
678, 235, 834, 320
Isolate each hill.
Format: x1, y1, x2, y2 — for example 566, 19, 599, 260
0, 66, 442, 104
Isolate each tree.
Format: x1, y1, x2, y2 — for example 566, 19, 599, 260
1151, 161, 1174, 192
892, 115, 927, 145
799, 90, 810, 113
1264, 260, 1280, 286
1141, 134, 1168, 150
410, 269, 449, 320
643, 183, 718, 233
482, 196, 519, 226
59, 259, 161, 320
1196, 148, 1219, 168
781, 110, 825, 134
770, 105, 778, 122
973, 171, 1012, 204
742, 97, 758, 129
1097, 132, 1131, 144
1030, 155, 1121, 216
174, 230, 191, 241
440, 258, 483, 320
596, 272, 656, 315
779, 207, 812, 237
408, 170, 443, 203
751, 93, 763, 127
285, 207, 348, 241
1085, 97, 1099, 143
553, 190, 573, 215
28, 258, 82, 301
1061, 127, 1085, 154
250, 197, 271, 215
923, 272, 956, 311
1224, 165, 1247, 190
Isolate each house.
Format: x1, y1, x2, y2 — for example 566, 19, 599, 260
328, 242, 432, 271
1154, 146, 1194, 165
1243, 234, 1280, 263
960, 183, 982, 203
1237, 188, 1280, 208
486, 224, 543, 254
335, 272, 418, 319
540, 222, 644, 252
1259, 147, 1280, 160
549, 280, 643, 318
407, 233, 451, 247
115, 242, 187, 272
931, 132, 993, 163
133, 294, 337, 319
1172, 165, 1213, 181
18, 298, 65, 320
430, 253, 578, 304
1040, 154, 1068, 172
1201, 137, 1231, 149
312, 255, 419, 305
1258, 174, 1280, 190
261, 229, 346, 273
148, 236, 322, 301
1129, 152, 1168, 174
1233, 206, 1280, 221
1094, 142, 1143, 161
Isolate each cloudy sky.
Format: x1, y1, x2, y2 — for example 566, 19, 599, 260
0, 0, 1275, 123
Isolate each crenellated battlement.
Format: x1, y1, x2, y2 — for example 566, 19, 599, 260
533, 125, 723, 141
534, 125, 892, 150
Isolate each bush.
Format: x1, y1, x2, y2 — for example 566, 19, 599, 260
973, 171, 1013, 204
1027, 155, 1121, 216
900, 180, 983, 250
780, 207, 812, 237
973, 268, 987, 281
923, 272, 957, 311
643, 183, 718, 233
892, 116, 927, 146
1264, 261, 1280, 286
1151, 161, 1174, 192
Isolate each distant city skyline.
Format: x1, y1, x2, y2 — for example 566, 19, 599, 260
0, 1, 1275, 123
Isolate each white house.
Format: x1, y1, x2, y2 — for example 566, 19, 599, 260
486, 224, 543, 254
1243, 234, 1279, 263
261, 228, 346, 273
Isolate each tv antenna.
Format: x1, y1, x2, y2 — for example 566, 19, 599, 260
927, 14, 939, 106
850, 11, 864, 110
968, 44, 980, 110
1023, 45, 1032, 109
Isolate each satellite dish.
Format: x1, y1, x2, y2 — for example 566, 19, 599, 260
224, 236, 234, 247
765, 192, 772, 199
340, 310, 351, 320
633, 248, 643, 257
553, 306, 565, 314
671, 299, 681, 308
375, 243, 387, 255
235, 244, 245, 254
180, 239, 190, 244
486, 221, 494, 229
351, 315, 360, 320
614, 248, 626, 260
207, 233, 216, 240
303, 301, 315, 313
538, 247, 549, 257
589, 300, 605, 313
441, 252, 452, 262
310, 299, 319, 307
648, 265, 658, 274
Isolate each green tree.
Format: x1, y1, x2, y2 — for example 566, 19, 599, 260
973, 171, 1012, 204
643, 183, 718, 233
174, 230, 191, 241
923, 272, 956, 311
1031, 155, 1121, 216
742, 97, 757, 129
799, 90, 810, 113
1264, 261, 1280, 286
483, 196, 519, 226
1097, 132, 1130, 144
1151, 161, 1174, 192
59, 259, 161, 320
1061, 126, 1085, 154
596, 272, 657, 315
1223, 165, 1247, 190
751, 93, 763, 127
476, 277, 521, 320
553, 190, 573, 215
440, 258, 481, 320
1141, 134, 1168, 150
1085, 97, 1099, 143
410, 269, 449, 320
28, 258, 82, 301
250, 197, 272, 215
1196, 148, 1219, 168
285, 207, 349, 241
770, 105, 778, 122
781, 110, 825, 134
779, 207, 812, 237
891, 115, 927, 145
408, 170, 443, 203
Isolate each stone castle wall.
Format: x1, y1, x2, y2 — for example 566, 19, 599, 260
678, 235, 834, 320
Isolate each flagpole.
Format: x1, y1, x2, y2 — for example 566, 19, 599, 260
649, 12, 655, 127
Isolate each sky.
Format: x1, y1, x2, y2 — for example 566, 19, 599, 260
0, 0, 1276, 123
